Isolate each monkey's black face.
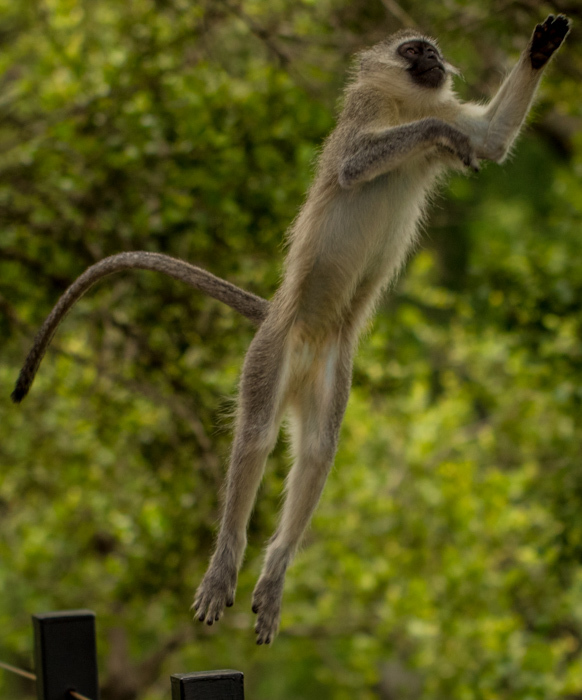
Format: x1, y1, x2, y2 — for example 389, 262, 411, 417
398, 40, 446, 89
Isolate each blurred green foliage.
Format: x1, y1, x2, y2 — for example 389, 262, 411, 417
1, 1, 582, 698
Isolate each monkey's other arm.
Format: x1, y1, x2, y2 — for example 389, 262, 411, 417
338, 117, 480, 189
459, 14, 570, 163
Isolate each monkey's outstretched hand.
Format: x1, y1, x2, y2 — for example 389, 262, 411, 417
530, 15, 571, 70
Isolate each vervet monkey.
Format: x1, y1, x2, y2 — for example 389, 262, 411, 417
12, 15, 570, 644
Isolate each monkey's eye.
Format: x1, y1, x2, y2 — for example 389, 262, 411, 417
405, 47, 418, 55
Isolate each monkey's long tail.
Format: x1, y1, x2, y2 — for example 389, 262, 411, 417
11, 251, 270, 403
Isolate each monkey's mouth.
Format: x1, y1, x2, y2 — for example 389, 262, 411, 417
411, 63, 446, 89
420, 64, 444, 75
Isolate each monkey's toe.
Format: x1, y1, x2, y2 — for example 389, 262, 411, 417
192, 592, 228, 625
254, 609, 279, 645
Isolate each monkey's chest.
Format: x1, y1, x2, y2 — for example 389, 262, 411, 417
286, 162, 442, 331
306, 175, 431, 305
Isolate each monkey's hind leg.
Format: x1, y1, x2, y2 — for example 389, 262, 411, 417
193, 323, 292, 626
252, 339, 353, 644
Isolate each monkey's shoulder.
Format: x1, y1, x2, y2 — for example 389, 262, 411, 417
339, 83, 399, 125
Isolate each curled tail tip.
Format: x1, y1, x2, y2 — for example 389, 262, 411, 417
11, 379, 29, 404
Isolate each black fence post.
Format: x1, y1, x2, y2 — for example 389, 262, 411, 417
171, 671, 245, 700
33, 610, 99, 700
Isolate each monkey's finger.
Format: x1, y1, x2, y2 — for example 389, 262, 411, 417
549, 15, 571, 41
531, 14, 570, 68
543, 15, 570, 46
191, 595, 211, 622
463, 155, 480, 173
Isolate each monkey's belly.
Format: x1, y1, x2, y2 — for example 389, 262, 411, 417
296, 176, 428, 328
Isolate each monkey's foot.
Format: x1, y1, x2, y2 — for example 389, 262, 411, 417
530, 15, 570, 70
192, 563, 237, 625
251, 575, 284, 645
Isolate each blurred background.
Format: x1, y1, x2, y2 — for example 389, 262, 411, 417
1, 0, 582, 698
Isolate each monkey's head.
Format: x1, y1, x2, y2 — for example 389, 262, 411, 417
356, 30, 458, 96
396, 38, 446, 88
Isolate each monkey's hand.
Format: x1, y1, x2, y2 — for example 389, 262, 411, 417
433, 123, 480, 173
530, 15, 570, 70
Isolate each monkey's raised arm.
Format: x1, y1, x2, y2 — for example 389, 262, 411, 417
458, 15, 570, 163
338, 117, 479, 188
11, 251, 269, 403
